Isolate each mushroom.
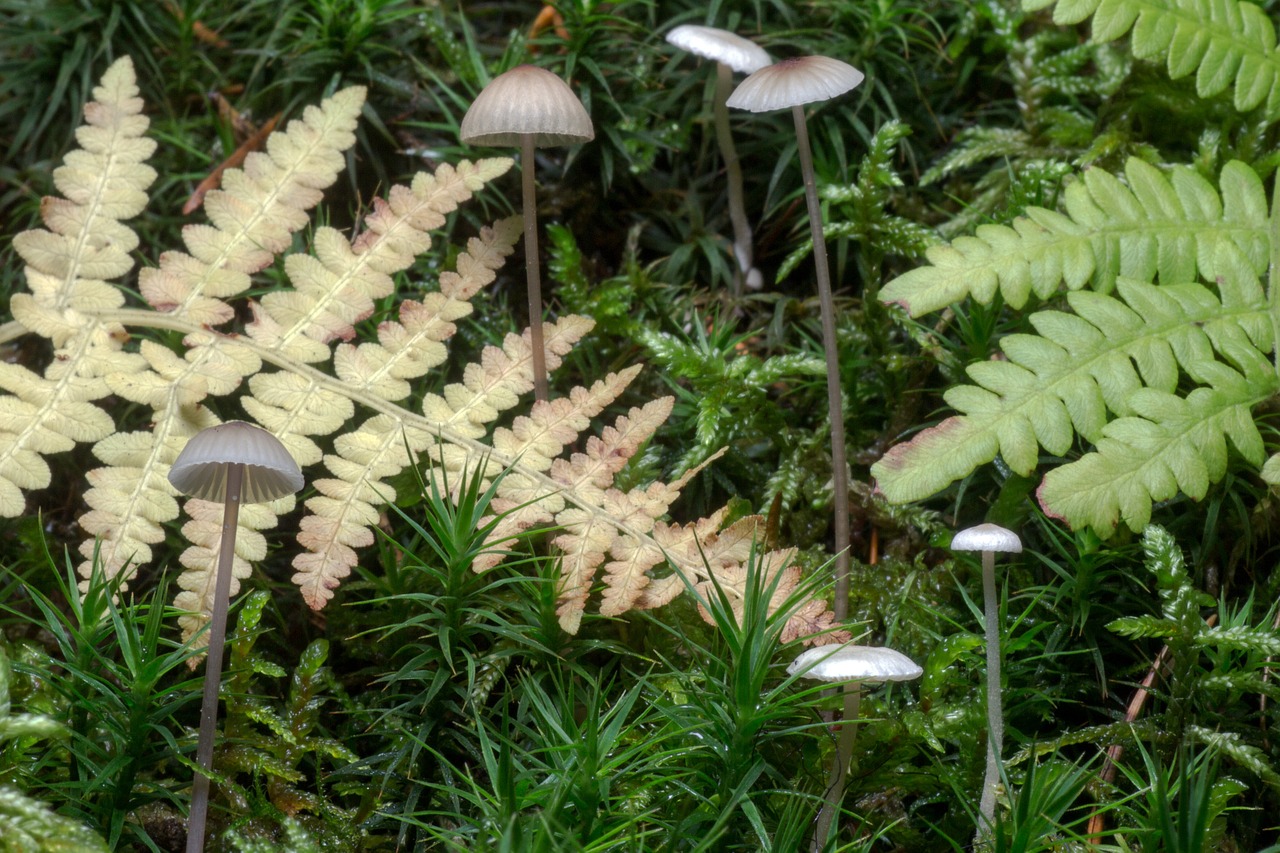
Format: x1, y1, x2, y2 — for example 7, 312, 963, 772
950, 522, 1023, 835
169, 421, 303, 853
728, 56, 864, 625
459, 64, 594, 402
790, 643, 922, 851
665, 24, 771, 295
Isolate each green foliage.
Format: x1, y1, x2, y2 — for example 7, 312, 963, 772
216, 596, 358, 842
1107, 526, 1280, 781
1027, 0, 1280, 120
1, 547, 199, 849
776, 119, 938, 287
638, 315, 825, 477
873, 0, 1280, 537
7, 0, 1280, 850
0, 642, 109, 852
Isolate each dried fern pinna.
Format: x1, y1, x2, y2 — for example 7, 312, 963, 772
2, 56, 837, 646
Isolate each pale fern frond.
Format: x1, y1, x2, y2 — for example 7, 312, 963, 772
246, 159, 511, 364
873, 242, 1275, 533
139, 87, 366, 326
2, 57, 839, 645
880, 159, 1268, 316
1, 56, 153, 518
1024, 0, 1280, 119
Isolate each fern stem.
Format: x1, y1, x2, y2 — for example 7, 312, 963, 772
791, 104, 852, 620
186, 462, 243, 853
522, 134, 549, 402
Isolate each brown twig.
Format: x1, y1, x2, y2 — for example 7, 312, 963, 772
183, 113, 281, 215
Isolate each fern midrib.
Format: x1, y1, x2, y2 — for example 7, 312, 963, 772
273, 238, 393, 358
78, 310, 668, 556
60, 132, 130, 314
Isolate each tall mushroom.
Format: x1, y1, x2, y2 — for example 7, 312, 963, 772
169, 421, 303, 853
727, 55, 864, 623
459, 64, 594, 402
665, 24, 771, 295
950, 522, 1023, 836
790, 643, 922, 851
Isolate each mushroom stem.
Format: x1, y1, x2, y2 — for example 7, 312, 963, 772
978, 549, 1004, 834
186, 462, 244, 853
521, 134, 549, 403
714, 62, 751, 296
791, 103, 851, 621
813, 683, 862, 851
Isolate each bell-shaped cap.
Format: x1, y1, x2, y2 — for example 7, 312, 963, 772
169, 421, 304, 504
788, 643, 923, 683
727, 55, 864, 113
460, 65, 594, 148
665, 25, 771, 74
951, 523, 1023, 554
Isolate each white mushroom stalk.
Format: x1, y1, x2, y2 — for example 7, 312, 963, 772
169, 421, 303, 853
790, 643, 922, 851
665, 25, 771, 295
460, 64, 594, 402
728, 56, 865, 622
951, 522, 1023, 837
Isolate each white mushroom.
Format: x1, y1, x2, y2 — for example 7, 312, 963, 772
460, 65, 594, 402
666, 25, 771, 294
170, 421, 302, 853
791, 643, 921, 850
728, 55, 865, 626
951, 522, 1023, 836
789, 643, 923, 682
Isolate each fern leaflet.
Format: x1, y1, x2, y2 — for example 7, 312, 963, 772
1023, 0, 1280, 120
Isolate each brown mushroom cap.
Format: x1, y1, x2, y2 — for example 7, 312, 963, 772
459, 64, 595, 148
169, 421, 304, 504
788, 643, 923, 683
726, 55, 864, 113
951, 523, 1023, 554
665, 25, 771, 74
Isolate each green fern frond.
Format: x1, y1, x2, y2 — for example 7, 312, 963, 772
874, 240, 1275, 533
1024, 0, 1280, 120
882, 158, 1268, 317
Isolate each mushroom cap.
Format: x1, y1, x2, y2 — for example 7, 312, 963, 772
665, 25, 771, 74
726, 55, 864, 112
951, 523, 1023, 554
169, 421, 304, 504
788, 643, 923, 683
459, 64, 594, 148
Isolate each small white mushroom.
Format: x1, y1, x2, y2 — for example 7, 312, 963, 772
170, 421, 302, 853
460, 65, 594, 403
791, 643, 921, 850
728, 55, 865, 626
789, 643, 923, 683
666, 25, 771, 295
951, 522, 1023, 835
